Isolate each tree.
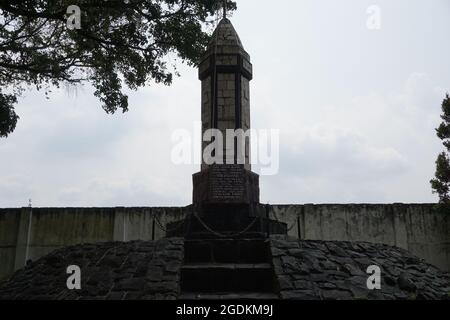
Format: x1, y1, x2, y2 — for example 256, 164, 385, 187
0, 0, 235, 137
431, 94, 450, 204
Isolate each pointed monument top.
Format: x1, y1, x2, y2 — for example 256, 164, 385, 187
207, 18, 244, 50
201, 2, 250, 60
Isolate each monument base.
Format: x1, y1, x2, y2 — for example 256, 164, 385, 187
167, 165, 287, 239
193, 164, 260, 205
166, 204, 287, 239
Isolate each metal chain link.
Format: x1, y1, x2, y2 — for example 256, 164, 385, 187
193, 211, 258, 238
154, 212, 192, 234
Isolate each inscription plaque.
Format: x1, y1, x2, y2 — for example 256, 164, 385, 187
210, 165, 245, 201
193, 164, 260, 204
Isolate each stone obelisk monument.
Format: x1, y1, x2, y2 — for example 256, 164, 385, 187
193, 15, 258, 204
169, 10, 286, 238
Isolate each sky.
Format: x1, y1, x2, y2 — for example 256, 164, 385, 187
1, 0, 450, 207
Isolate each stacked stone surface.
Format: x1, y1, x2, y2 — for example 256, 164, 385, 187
0, 239, 184, 300
1, 237, 448, 300
271, 236, 450, 300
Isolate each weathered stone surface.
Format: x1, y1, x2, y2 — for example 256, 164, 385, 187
198, 20, 253, 173
0, 239, 184, 300
193, 165, 260, 205
271, 236, 450, 300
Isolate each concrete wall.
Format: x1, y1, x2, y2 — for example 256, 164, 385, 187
268, 204, 449, 272
0, 207, 188, 280
0, 209, 21, 281
0, 204, 448, 280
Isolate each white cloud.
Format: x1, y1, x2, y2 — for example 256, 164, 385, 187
1, 0, 450, 207
259, 72, 445, 204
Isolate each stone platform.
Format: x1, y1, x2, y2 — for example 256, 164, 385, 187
270, 236, 450, 300
0, 238, 448, 300
0, 239, 184, 300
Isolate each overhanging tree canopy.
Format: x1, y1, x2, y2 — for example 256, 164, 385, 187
0, 0, 236, 137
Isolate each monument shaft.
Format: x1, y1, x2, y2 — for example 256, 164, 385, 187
199, 18, 252, 171
194, 18, 258, 206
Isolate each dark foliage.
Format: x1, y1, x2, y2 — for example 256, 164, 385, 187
431, 94, 450, 204
0, 0, 235, 137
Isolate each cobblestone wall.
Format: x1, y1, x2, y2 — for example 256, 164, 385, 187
270, 235, 450, 300
0, 238, 184, 300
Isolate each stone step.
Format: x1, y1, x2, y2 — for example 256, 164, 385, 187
181, 263, 276, 293
179, 292, 279, 300
182, 263, 272, 270
185, 231, 269, 240
184, 239, 270, 264
181, 235, 279, 297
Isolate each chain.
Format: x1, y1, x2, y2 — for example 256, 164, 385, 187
154, 212, 192, 235
193, 211, 258, 238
